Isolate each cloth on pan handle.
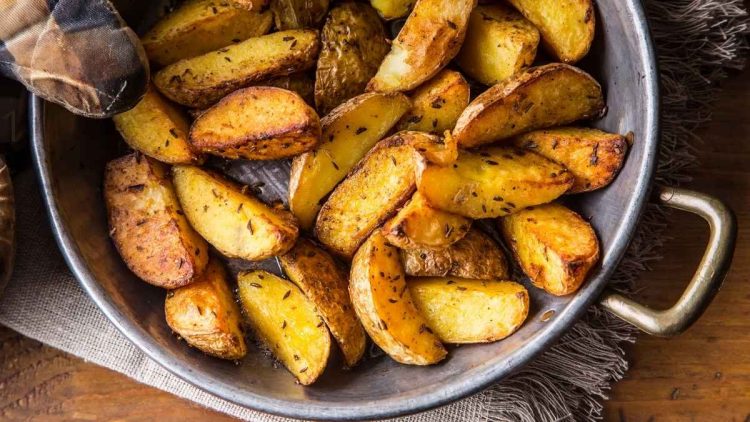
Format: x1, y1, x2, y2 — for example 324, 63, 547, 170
0, 0, 148, 118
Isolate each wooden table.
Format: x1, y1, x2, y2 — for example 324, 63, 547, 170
1, 74, 748, 422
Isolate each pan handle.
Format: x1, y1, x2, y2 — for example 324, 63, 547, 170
599, 186, 736, 337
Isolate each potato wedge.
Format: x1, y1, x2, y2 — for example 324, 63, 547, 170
165, 258, 246, 360
500, 203, 600, 296
315, 2, 390, 115
456, 4, 539, 86
190, 87, 320, 160
417, 146, 574, 219
396, 70, 470, 134
409, 278, 528, 343
315, 135, 425, 259
279, 238, 366, 367
382, 192, 470, 250
401, 228, 509, 279
105, 154, 208, 289
113, 86, 203, 165
271, 0, 329, 30
512, 127, 628, 194
172, 166, 298, 261
238, 270, 331, 385
452, 64, 605, 148
366, 0, 476, 92
262, 73, 315, 105
289, 92, 410, 230
350, 232, 447, 364
369, 0, 413, 20
142, 0, 273, 67
507, 0, 595, 63
154, 29, 320, 108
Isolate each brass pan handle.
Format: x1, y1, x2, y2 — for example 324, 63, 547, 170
600, 186, 737, 337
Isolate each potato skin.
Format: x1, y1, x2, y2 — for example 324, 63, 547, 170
237, 270, 331, 385
190, 87, 321, 160
165, 258, 247, 360
271, 0, 330, 30
500, 203, 600, 296
452, 64, 605, 148
261, 73, 315, 105
512, 127, 628, 193
154, 29, 320, 108
401, 228, 509, 279
396, 70, 470, 134
369, 0, 413, 20
367, 0, 476, 92
279, 238, 367, 367
172, 166, 299, 261
349, 232, 447, 365
417, 146, 574, 219
456, 4, 539, 86
507, 0, 595, 63
382, 192, 471, 250
409, 278, 529, 343
104, 154, 209, 289
315, 2, 390, 115
142, 0, 273, 67
113, 86, 203, 165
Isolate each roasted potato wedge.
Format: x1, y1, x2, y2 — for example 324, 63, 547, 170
271, 0, 330, 30
315, 2, 390, 115
279, 238, 367, 367
452, 64, 605, 148
417, 146, 574, 219
366, 0, 476, 92
190, 87, 320, 160
401, 228, 509, 279
369, 0, 413, 20
315, 135, 425, 259
165, 258, 247, 360
142, 0, 273, 67
113, 86, 203, 165
154, 29, 320, 108
382, 192, 470, 250
172, 166, 298, 261
289, 92, 410, 229
409, 278, 529, 343
396, 70, 470, 134
260, 73, 315, 105
507, 0, 595, 63
350, 232, 447, 365
238, 270, 331, 385
512, 127, 628, 193
500, 203, 600, 296
456, 4, 539, 86
105, 154, 208, 289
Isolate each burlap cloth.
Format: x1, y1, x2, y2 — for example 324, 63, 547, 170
0, 1, 747, 420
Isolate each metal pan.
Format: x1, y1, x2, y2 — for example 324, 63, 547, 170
29, 0, 736, 419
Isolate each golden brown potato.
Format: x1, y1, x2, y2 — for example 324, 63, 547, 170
349, 232, 447, 365
512, 127, 628, 194
500, 203, 600, 296
289, 92, 410, 230
141, 0, 273, 67
172, 166, 298, 261
382, 192, 471, 250
189, 87, 320, 160
366, 0, 476, 92
279, 238, 366, 367
315, 135, 425, 259
113, 86, 203, 165
456, 4, 539, 86
261, 73, 315, 105
369, 0, 413, 20
105, 154, 209, 289
417, 146, 574, 219
228, 0, 269, 11
409, 278, 529, 343
165, 258, 246, 360
401, 228, 509, 279
452, 64, 605, 148
507, 0, 595, 63
154, 30, 320, 108
237, 270, 331, 385
271, 0, 330, 29
315, 2, 390, 115
396, 70, 470, 134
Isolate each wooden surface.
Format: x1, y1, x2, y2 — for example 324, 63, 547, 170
1, 73, 749, 422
